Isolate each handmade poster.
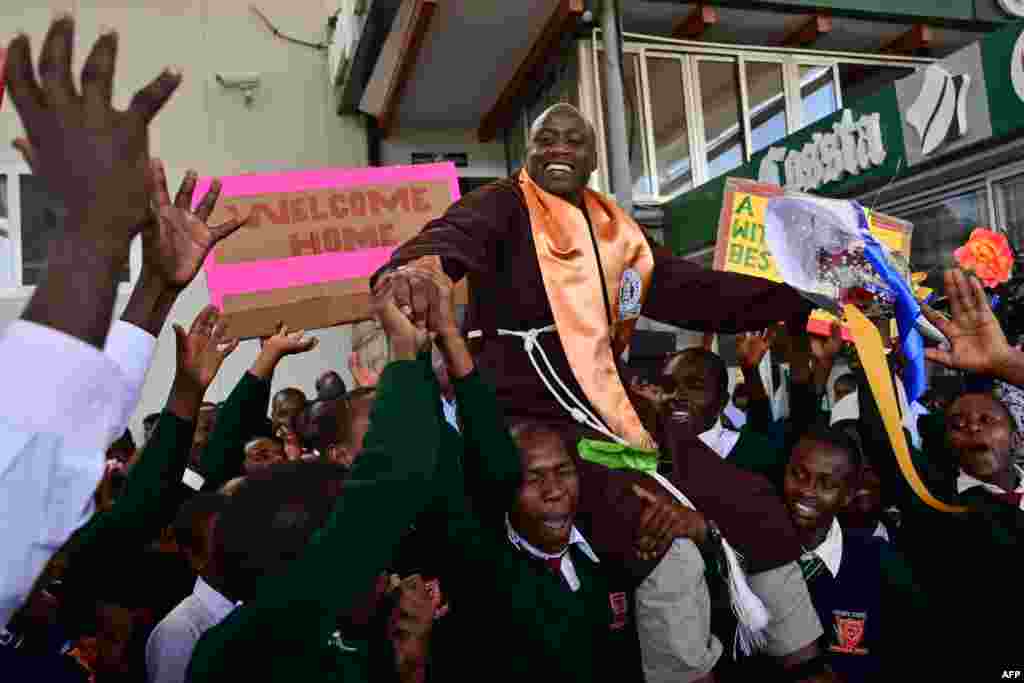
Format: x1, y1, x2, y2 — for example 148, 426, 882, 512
197, 162, 461, 339
713, 177, 913, 338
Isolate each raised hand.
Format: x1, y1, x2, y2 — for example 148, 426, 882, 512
4, 16, 181, 245
173, 305, 239, 392
250, 323, 319, 381
261, 323, 319, 359
378, 266, 440, 331
736, 328, 776, 370
387, 574, 434, 683
349, 351, 383, 388
923, 269, 1013, 376
372, 276, 433, 361
143, 160, 246, 291
633, 484, 707, 562
810, 321, 844, 366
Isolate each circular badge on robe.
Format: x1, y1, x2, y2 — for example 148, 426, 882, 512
619, 268, 643, 321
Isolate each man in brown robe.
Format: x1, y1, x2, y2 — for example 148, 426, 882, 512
373, 104, 833, 681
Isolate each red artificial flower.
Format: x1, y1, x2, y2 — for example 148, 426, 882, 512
954, 228, 1013, 288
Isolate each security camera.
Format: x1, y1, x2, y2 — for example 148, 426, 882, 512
216, 73, 261, 106
216, 73, 261, 89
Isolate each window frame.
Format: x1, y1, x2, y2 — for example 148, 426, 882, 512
0, 162, 141, 299
586, 30, 933, 205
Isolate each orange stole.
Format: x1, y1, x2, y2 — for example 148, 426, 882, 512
518, 170, 655, 448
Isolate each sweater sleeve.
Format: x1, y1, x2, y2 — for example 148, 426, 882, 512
63, 412, 194, 572
187, 357, 441, 683
200, 371, 272, 491
451, 369, 521, 526
371, 181, 521, 287
643, 246, 813, 333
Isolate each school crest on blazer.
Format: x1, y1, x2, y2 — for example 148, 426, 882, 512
829, 610, 868, 655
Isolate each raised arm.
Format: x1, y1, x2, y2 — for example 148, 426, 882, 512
6, 18, 180, 349
372, 181, 521, 285
188, 275, 442, 683
923, 269, 1024, 386
199, 325, 317, 490
63, 306, 238, 567
423, 269, 521, 519
371, 181, 523, 330
736, 329, 776, 434
644, 247, 813, 334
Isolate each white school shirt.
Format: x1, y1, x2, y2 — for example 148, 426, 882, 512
0, 319, 155, 627
505, 515, 599, 592
698, 418, 742, 460
145, 577, 239, 683
804, 518, 844, 578
956, 464, 1024, 511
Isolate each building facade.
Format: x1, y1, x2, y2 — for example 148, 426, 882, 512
3, 0, 1024, 434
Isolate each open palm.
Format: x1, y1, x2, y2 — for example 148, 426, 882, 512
736, 328, 775, 369
810, 322, 843, 364
923, 270, 1011, 374
174, 305, 239, 391
144, 159, 245, 289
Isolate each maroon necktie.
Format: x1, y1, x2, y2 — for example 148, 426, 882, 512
545, 556, 567, 586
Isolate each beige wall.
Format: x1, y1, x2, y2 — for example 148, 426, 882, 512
0, 0, 369, 441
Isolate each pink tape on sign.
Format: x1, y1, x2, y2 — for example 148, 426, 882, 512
197, 162, 461, 311
192, 162, 462, 205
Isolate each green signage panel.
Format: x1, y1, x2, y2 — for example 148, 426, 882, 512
664, 21, 1024, 255
982, 21, 1024, 138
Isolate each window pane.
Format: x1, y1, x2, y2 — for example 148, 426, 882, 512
838, 63, 917, 108
698, 59, 745, 181
647, 56, 692, 196
995, 173, 1024, 253
20, 175, 130, 286
598, 51, 654, 196
745, 61, 787, 155
800, 64, 838, 129
0, 176, 11, 287
896, 190, 989, 294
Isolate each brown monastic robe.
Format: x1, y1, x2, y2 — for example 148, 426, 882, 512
373, 176, 808, 576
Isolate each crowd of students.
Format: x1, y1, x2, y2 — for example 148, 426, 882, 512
1, 16, 1022, 683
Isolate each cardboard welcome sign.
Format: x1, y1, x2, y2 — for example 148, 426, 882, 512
713, 177, 913, 339
197, 163, 461, 339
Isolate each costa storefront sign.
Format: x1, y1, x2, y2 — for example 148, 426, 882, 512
757, 110, 887, 192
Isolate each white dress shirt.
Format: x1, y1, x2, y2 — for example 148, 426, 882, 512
803, 518, 844, 578
146, 577, 238, 683
723, 401, 747, 430
698, 419, 742, 460
957, 464, 1024, 511
505, 515, 599, 592
441, 395, 459, 432
0, 319, 156, 627
872, 521, 890, 542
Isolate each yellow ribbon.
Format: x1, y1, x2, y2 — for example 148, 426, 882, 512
844, 304, 967, 513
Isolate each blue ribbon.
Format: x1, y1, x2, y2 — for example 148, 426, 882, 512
853, 201, 927, 403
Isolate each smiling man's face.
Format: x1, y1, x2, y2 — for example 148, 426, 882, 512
525, 105, 597, 203
783, 437, 856, 537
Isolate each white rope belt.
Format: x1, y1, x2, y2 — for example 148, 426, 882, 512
468, 326, 628, 446
470, 325, 770, 655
